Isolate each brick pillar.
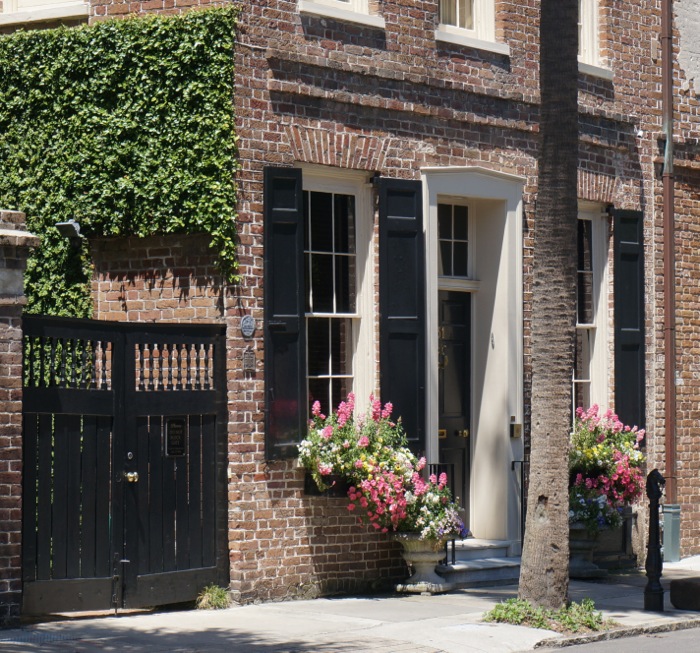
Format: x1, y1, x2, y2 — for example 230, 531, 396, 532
0, 211, 39, 627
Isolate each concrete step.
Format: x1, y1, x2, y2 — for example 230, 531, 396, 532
437, 555, 521, 588
449, 538, 511, 561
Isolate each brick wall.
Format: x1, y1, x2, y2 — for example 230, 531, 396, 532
0, 211, 39, 627
6, 0, 700, 605
91, 231, 404, 602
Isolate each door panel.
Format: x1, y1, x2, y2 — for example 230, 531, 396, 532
22, 316, 226, 615
438, 291, 471, 525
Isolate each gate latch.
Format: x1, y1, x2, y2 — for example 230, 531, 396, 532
124, 471, 139, 483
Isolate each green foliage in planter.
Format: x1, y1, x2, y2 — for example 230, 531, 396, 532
0, 7, 239, 317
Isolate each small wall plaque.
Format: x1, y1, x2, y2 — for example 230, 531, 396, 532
242, 347, 256, 372
240, 315, 256, 338
166, 418, 187, 457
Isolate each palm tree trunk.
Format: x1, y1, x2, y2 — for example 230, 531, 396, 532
518, 0, 579, 609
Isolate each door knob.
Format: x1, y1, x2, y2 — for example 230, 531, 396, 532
458, 429, 470, 438
124, 471, 139, 483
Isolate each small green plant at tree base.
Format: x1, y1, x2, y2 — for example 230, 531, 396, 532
483, 598, 616, 634
196, 584, 231, 610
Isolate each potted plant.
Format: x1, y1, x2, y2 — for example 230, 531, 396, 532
568, 405, 645, 577
299, 394, 469, 592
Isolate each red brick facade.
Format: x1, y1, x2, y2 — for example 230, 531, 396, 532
3, 0, 700, 611
0, 211, 39, 626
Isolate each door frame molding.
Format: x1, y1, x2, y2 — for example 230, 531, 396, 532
421, 166, 525, 548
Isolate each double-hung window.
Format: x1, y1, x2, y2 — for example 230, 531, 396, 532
0, 0, 88, 25
298, 0, 386, 29
302, 171, 374, 417
436, 0, 508, 54
573, 206, 609, 413
578, 0, 606, 73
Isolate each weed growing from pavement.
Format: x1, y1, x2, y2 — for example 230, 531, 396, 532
483, 598, 618, 634
195, 584, 231, 610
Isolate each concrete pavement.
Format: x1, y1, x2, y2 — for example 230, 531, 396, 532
2, 557, 700, 652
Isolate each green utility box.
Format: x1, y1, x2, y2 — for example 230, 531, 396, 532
663, 504, 681, 562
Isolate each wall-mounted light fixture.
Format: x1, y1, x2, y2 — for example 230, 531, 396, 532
55, 218, 82, 240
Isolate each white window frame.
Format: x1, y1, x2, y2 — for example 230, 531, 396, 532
577, 0, 613, 79
0, 0, 88, 25
435, 0, 510, 57
300, 165, 375, 409
573, 204, 610, 413
298, 0, 385, 29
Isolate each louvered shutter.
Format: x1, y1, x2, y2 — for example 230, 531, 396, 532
379, 178, 426, 454
264, 167, 306, 458
614, 209, 646, 429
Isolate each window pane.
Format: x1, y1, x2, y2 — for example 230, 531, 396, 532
440, 242, 452, 276
331, 318, 353, 375
335, 255, 356, 313
334, 194, 355, 254
307, 318, 330, 376
453, 242, 468, 277
578, 219, 593, 272
310, 254, 334, 312
309, 377, 330, 417
454, 205, 468, 240
577, 220, 594, 324
440, 0, 456, 26
438, 204, 452, 239
332, 377, 352, 410
309, 191, 333, 253
459, 0, 473, 30
577, 271, 594, 324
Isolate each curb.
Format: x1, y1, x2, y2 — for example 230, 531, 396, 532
535, 616, 700, 648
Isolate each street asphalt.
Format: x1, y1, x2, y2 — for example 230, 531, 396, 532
2, 557, 700, 652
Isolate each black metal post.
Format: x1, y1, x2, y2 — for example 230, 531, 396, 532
645, 469, 666, 611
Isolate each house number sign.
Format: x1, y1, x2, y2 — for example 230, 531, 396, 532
165, 418, 187, 457
240, 315, 256, 338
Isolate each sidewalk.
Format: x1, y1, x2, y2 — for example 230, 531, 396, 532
2, 558, 700, 653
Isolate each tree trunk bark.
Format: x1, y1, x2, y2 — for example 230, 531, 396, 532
518, 0, 579, 609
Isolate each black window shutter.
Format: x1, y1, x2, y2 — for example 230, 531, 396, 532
264, 167, 306, 459
613, 209, 645, 429
379, 178, 426, 454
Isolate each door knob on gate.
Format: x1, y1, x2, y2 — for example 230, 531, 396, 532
124, 471, 139, 483
458, 429, 470, 438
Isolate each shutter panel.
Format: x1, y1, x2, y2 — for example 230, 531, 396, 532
379, 178, 426, 454
264, 167, 306, 459
614, 209, 645, 429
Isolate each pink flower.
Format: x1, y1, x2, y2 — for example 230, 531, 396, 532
318, 463, 333, 476
358, 436, 370, 448
381, 402, 393, 419
322, 425, 333, 440
347, 503, 356, 511
312, 401, 322, 417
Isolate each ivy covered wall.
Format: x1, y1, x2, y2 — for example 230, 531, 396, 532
0, 7, 238, 316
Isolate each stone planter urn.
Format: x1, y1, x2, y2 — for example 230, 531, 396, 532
392, 533, 455, 594
569, 523, 608, 579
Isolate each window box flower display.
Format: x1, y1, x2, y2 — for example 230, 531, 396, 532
298, 394, 469, 592
568, 405, 645, 577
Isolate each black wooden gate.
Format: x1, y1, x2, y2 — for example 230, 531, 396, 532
21, 315, 227, 614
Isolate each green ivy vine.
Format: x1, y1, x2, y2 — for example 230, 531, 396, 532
0, 7, 239, 317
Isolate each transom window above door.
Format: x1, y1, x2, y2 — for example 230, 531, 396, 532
438, 203, 469, 278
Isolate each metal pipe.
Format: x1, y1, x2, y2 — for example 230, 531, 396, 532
662, 0, 677, 503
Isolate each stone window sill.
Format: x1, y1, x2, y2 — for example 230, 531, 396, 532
0, 3, 88, 26
298, 0, 385, 29
435, 28, 510, 57
578, 61, 614, 81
